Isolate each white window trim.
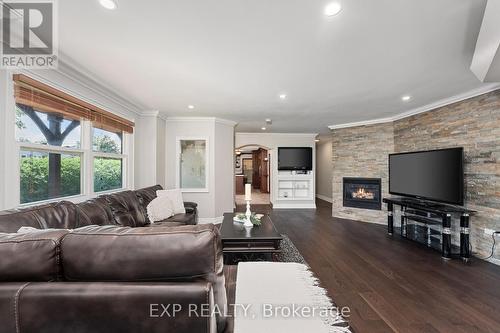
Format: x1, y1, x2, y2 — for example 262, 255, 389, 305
11, 111, 133, 208
175, 136, 209, 193
91, 126, 128, 195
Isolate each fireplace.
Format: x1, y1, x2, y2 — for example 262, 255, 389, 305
343, 178, 382, 210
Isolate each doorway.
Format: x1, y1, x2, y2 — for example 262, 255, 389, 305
235, 146, 270, 205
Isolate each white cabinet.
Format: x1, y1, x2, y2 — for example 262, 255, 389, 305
277, 171, 313, 200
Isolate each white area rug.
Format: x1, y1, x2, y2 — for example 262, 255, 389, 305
234, 262, 351, 333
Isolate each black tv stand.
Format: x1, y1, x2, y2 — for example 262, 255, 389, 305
383, 197, 475, 262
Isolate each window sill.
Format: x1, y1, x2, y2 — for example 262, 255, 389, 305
17, 188, 130, 209
18, 194, 88, 208
93, 188, 127, 196
180, 188, 209, 193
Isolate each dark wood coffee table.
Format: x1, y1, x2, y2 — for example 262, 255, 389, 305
220, 213, 282, 263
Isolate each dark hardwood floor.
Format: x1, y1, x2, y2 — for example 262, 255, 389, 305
233, 199, 500, 333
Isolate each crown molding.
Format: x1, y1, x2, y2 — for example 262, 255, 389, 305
236, 132, 318, 138
166, 117, 237, 127
328, 83, 500, 130
141, 110, 160, 117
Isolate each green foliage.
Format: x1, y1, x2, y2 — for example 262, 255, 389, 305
235, 213, 262, 226
20, 155, 123, 203
93, 135, 120, 154
94, 158, 123, 192
20, 155, 81, 204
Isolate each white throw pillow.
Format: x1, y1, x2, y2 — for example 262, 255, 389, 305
147, 196, 174, 223
156, 189, 186, 215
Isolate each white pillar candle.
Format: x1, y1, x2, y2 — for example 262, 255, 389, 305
245, 183, 252, 201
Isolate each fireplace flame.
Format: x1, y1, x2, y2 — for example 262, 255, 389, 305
352, 187, 375, 200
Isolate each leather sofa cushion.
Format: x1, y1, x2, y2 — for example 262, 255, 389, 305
0, 229, 69, 281
61, 224, 227, 330
33, 201, 82, 229
77, 197, 115, 226
7, 282, 215, 333
0, 201, 79, 233
0, 283, 28, 333
102, 191, 147, 227
0, 208, 43, 233
62, 224, 220, 281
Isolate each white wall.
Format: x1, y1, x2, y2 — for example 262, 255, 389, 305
235, 133, 317, 209
134, 113, 167, 189
166, 118, 235, 221
214, 121, 235, 217
315, 139, 333, 202
0, 72, 7, 210
134, 114, 158, 189
156, 117, 166, 187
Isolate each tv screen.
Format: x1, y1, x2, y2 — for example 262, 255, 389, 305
278, 147, 313, 171
389, 148, 464, 205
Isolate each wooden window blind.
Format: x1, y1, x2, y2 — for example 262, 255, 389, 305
13, 74, 134, 133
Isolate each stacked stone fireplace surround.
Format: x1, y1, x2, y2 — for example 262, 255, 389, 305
331, 89, 500, 262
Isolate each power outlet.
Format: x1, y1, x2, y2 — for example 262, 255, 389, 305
484, 228, 496, 236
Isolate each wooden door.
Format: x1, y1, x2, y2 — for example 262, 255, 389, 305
260, 149, 269, 193
252, 150, 260, 189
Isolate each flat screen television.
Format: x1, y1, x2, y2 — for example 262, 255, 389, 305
389, 148, 464, 205
278, 147, 313, 171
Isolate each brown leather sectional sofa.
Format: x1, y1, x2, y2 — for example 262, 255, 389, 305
0, 186, 228, 333
0, 185, 197, 233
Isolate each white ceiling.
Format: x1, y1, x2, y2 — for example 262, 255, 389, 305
59, 0, 496, 134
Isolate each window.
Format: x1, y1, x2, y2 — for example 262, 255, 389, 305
16, 104, 82, 204
13, 74, 134, 206
93, 127, 122, 154
16, 106, 81, 148
93, 128, 124, 193
20, 150, 81, 204
176, 138, 208, 192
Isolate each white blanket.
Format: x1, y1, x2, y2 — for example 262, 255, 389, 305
234, 262, 351, 333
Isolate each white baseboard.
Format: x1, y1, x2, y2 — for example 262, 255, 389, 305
272, 203, 317, 209
316, 194, 333, 203
483, 256, 500, 266
198, 216, 224, 224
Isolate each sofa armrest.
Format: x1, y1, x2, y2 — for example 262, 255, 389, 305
184, 202, 198, 225
184, 201, 198, 209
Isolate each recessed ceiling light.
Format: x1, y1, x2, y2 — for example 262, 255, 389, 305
187, 105, 195, 109
279, 94, 287, 100
325, 2, 342, 16
99, 0, 117, 10
315, 139, 320, 142
261, 127, 267, 131
265, 118, 272, 124
401, 95, 412, 102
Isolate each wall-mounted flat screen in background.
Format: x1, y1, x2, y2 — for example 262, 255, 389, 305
389, 147, 464, 205
278, 147, 313, 171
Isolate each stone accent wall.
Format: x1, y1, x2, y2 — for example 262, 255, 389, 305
332, 122, 394, 224
394, 90, 500, 260
331, 89, 500, 262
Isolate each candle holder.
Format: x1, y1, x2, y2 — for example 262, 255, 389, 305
244, 200, 253, 228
